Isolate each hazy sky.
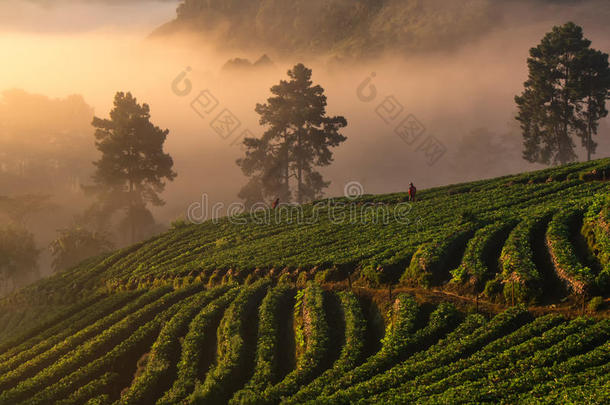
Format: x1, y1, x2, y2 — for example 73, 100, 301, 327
1, 0, 609, 222
0, 0, 179, 33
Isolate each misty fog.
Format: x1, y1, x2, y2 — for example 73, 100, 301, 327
1, 0, 609, 277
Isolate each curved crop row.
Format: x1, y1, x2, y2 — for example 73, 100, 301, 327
230, 283, 294, 403
402, 224, 476, 287
284, 290, 367, 403
583, 193, 610, 290
421, 319, 610, 403
22, 294, 195, 405
0, 291, 142, 376
54, 372, 119, 405
0, 287, 172, 393
0, 284, 202, 404
500, 212, 552, 303
514, 358, 610, 403
320, 306, 529, 404
317, 294, 420, 396
0, 292, 107, 359
158, 286, 241, 404
119, 284, 231, 404
259, 282, 330, 404
450, 221, 516, 290
546, 208, 594, 294
190, 278, 271, 404
371, 314, 582, 403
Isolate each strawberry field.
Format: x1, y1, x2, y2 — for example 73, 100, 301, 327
0, 158, 608, 403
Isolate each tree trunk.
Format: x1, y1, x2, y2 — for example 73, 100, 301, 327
297, 129, 303, 204
129, 179, 135, 245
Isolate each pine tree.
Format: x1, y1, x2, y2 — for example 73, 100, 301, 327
89, 92, 176, 243
237, 64, 347, 205
516, 22, 610, 165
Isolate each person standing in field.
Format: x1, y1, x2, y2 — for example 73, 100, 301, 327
408, 182, 417, 202
272, 197, 280, 209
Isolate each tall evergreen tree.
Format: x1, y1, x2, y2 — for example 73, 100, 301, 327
576, 48, 610, 161
89, 92, 176, 243
237, 64, 347, 205
515, 22, 610, 165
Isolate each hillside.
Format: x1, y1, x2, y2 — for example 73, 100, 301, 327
0, 158, 609, 403
151, 0, 609, 59
152, 0, 496, 57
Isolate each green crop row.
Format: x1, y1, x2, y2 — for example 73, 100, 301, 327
54, 372, 119, 405
190, 279, 271, 404
401, 224, 477, 287
373, 315, 583, 403
583, 193, 610, 290
0, 292, 107, 358
317, 302, 464, 404
450, 221, 516, 290
119, 285, 231, 405
230, 283, 294, 404
316, 294, 419, 397
0, 287, 171, 393
22, 289, 202, 405
514, 357, 610, 403
500, 211, 553, 303
422, 319, 610, 403
0, 291, 141, 376
259, 282, 330, 404
285, 290, 367, 403
0, 284, 201, 404
321, 306, 529, 404
158, 286, 241, 405
546, 208, 594, 294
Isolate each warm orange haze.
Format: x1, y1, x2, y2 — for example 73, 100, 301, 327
2, 1, 609, 280
0, 1, 609, 404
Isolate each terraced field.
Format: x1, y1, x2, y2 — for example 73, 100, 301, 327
0, 158, 609, 403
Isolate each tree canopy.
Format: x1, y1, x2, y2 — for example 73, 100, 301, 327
516, 22, 610, 165
89, 92, 176, 243
237, 64, 347, 205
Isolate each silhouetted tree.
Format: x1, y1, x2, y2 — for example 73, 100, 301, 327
516, 22, 610, 165
0, 226, 39, 294
88, 92, 176, 243
576, 48, 610, 161
237, 64, 347, 205
49, 226, 113, 273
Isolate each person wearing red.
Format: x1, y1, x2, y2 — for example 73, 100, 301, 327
408, 182, 417, 201
272, 197, 280, 209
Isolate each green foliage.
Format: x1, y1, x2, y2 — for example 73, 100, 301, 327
284, 290, 367, 403
588, 296, 604, 312
500, 211, 552, 303
402, 225, 476, 288
0, 226, 39, 291
170, 0, 494, 58
191, 279, 270, 404
119, 285, 229, 405
546, 208, 594, 294
0, 160, 608, 403
88, 91, 176, 243
49, 226, 114, 274
230, 284, 293, 403
158, 286, 241, 404
515, 22, 610, 165
237, 64, 347, 204
259, 282, 329, 403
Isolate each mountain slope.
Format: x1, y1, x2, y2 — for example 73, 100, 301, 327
0, 158, 609, 403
